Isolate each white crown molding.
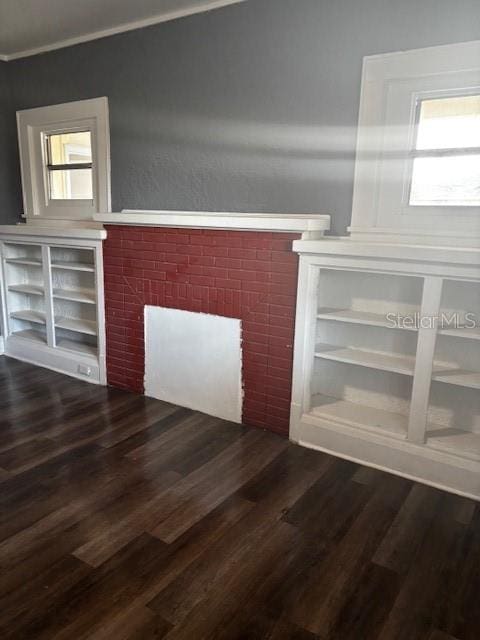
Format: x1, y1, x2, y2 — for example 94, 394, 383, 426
0, 0, 245, 61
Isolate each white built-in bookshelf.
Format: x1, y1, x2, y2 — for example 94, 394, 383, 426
290, 241, 480, 500
0, 229, 106, 384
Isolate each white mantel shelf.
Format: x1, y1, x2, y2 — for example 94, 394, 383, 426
0, 224, 106, 241
94, 210, 331, 237
293, 237, 480, 267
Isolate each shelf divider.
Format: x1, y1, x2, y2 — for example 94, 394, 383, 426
42, 245, 56, 348
407, 276, 443, 445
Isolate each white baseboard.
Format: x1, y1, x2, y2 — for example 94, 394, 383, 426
293, 411, 480, 502
4, 335, 104, 384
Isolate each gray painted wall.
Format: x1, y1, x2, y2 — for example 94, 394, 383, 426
0, 62, 19, 225
1, 0, 479, 232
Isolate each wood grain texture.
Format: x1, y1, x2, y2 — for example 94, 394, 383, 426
0, 356, 479, 639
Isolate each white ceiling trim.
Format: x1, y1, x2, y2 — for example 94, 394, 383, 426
0, 0, 245, 62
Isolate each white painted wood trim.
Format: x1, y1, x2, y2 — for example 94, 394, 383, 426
5, 335, 103, 384
407, 277, 443, 444
347, 227, 480, 249
0, 0, 247, 61
0, 246, 7, 353
290, 258, 319, 442
17, 97, 111, 222
94, 241, 107, 385
42, 245, 56, 348
94, 210, 330, 235
293, 238, 480, 268
297, 416, 480, 501
0, 225, 106, 241
350, 39, 480, 247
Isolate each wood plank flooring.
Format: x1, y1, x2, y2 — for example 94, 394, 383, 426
0, 356, 479, 640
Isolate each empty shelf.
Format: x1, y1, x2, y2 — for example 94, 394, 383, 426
427, 426, 480, 462
55, 317, 97, 336
310, 394, 408, 439
56, 338, 98, 357
438, 326, 480, 341
317, 308, 418, 331
10, 309, 46, 325
8, 284, 44, 296
53, 288, 96, 304
9, 329, 47, 345
314, 343, 416, 376
5, 257, 42, 267
432, 369, 480, 390
51, 261, 95, 272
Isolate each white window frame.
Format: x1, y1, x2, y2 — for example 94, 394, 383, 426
350, 40, 480, 247
17, 97, 111, 222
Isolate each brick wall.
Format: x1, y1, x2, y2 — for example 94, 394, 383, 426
103, 226, 301, 436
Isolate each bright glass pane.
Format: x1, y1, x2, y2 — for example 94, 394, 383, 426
48, 131, 92, 164
49, 168, 93, 200
410, 155, 480, 206
416, 95, 480, 150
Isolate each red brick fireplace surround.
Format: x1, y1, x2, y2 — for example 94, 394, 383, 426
103, 226, 301, 436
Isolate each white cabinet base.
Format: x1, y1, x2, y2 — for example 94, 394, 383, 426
5, 332, 104, 384
292, 404, 480, 501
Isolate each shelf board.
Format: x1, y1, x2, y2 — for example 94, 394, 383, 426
314, 343, 416, 376
427, 425, 480, 463
51, 261, 95, 273
317, 307, 418, 331
8, 284, 44, 296
53, 288, 96, 304
10, 309, 46, 325
5, 257, 42, 267
56, 337, 98, 357
438, 326, 480, 341
432, 369, 480, 390
55, 317, 97, 336
9, 328, 47, 345
310, 393, 408, 440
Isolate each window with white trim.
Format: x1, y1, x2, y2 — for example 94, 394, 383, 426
350, 40, 480, 245
17, 97, 110, 221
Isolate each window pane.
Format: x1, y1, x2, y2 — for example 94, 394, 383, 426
410, 155, 480, 206
415, 95, 480, 150
49, 168, 93, 200
48, 131, 92, 165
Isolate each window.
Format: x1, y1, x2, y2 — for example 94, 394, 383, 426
409, 95, 480, 206
46, 131, 93, 200
17, 97, 110, 222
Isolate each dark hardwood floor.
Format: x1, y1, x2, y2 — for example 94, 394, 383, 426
0, 356, 479, 640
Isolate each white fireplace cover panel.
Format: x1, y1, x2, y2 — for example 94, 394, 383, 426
144, 306, 242, 423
